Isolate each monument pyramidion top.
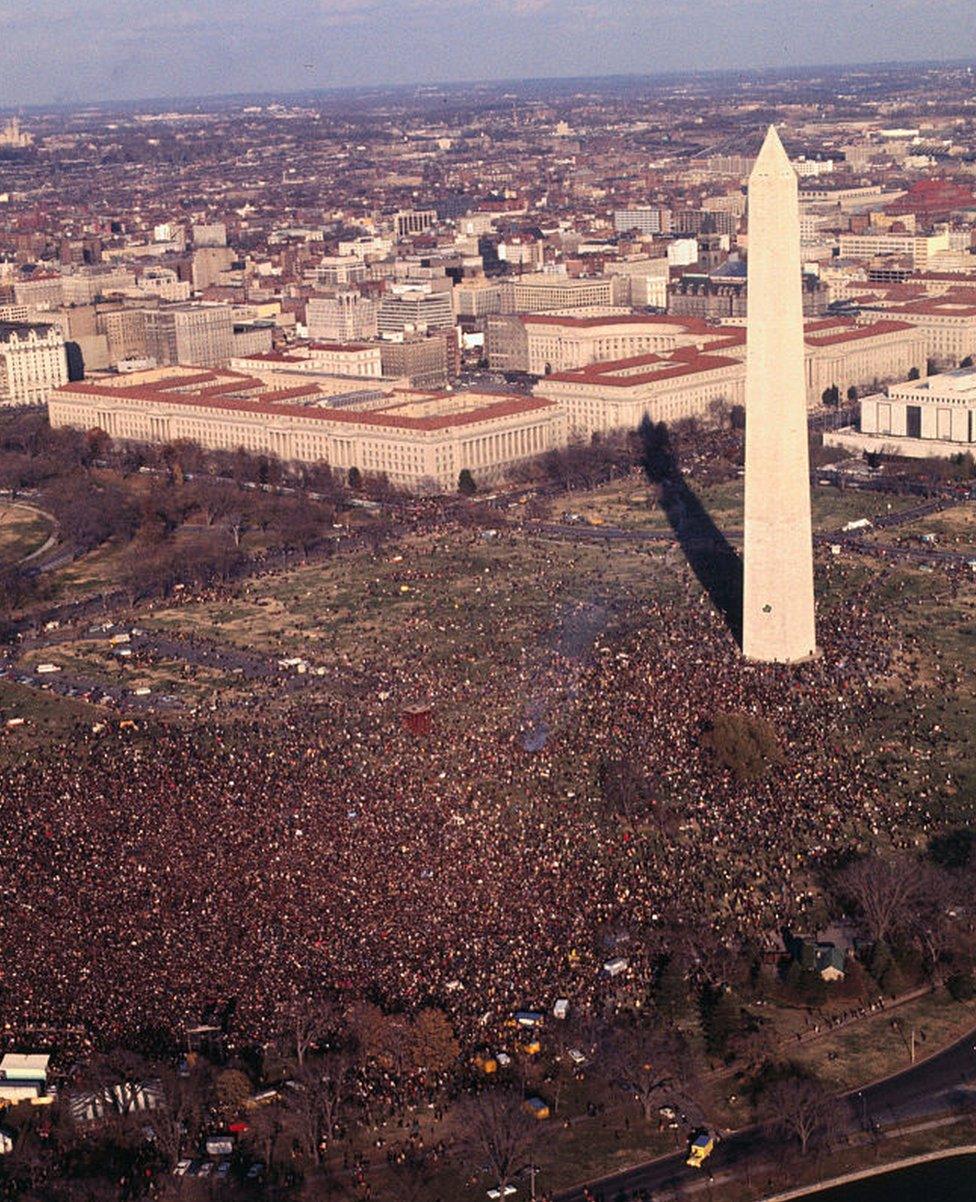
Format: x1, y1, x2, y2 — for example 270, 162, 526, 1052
750, 123, 796, 182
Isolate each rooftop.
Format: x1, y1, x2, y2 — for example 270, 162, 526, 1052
803, 318, 915, 346
546, 348, 741, 388
54, 367, 554, 433
895, 366, 976, 397
0, 320, 56, 339
522, 312, 712, 333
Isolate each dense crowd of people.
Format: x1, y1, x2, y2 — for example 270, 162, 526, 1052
0, 507, 957, 1072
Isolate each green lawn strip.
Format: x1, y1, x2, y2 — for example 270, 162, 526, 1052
0, 506, 53, 564
789, 990, 976, 1093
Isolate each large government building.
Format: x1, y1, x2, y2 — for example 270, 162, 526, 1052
537, 345, 747, 435
530, 316, 925, 435
487, 313, 710, 375
48, 367, 566, 493
490, 311, 923, 411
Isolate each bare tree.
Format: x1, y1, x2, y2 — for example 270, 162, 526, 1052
835, 855, 935, 945
152, 1064, 212, 1166
187, 479, 243, 528
602, 1020, 691, 1121
277, 994, 341, 1069
244, 1107, 284, 1178
764, 1076, 848, 1155
410, 1007, 460, 1074
285, 1054, 355, 1166
455, 1089, 540, 1199
77, 1048, 155, 1118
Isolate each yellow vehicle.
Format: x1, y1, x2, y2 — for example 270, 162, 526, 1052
686, 1132, 714, 1169
472, 1054, 498, 1075
523, 1096, 550, 1121
519, 1039, 541, 1056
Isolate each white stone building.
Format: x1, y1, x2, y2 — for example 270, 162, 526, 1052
856, 295, 976, 366
521, 314, 712, 376
856, 367, 976, 453
48, 367, 567, 493
537, 347, 746, 436
0, 322, 68, 407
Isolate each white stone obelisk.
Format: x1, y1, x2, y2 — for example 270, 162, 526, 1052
742, 125, 817, 663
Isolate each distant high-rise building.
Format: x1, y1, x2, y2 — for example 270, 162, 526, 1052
13, 275, 63, 310
379, 334, 451, 389
307, 256, 369, 287
394, 209, 437, 239
612, 207, 672, 236
378, 288, 453, 335
306, 292, 379, 342
143, 304, 234, 368
192, 222, 228, 248
97, 307, 149, 364
192, 247, 237, 292
153, 223, 186, 249
453, 279, 503, 320
671, 209, 707, 235
0, 117, 32, 149
62, 268, 136, 305
500, 273, 617, 313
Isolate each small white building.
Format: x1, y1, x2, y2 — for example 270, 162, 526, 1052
860, 367, 976, 452
0, 1053, 50, 1102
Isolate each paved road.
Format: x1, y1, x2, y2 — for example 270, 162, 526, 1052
858, 1024, 976, 1126
555, 1023, 976, 1202
529, 494, 976, 571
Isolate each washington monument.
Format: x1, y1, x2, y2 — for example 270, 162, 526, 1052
742, 125, 818, 663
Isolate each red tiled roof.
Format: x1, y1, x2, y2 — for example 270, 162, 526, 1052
521, 313, 712, 333
804, 320, 915, 346
701, 329, 746, 352
803, 319, 852, 333
547, 351, 741, 387
54, 378, 554, 433
235, 350, 306, 362
913, 271, 976, 283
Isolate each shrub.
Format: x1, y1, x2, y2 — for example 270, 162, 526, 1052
701, 712, 783, 782
947, 972, 976, 1002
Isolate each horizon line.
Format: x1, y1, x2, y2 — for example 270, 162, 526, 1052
1, 55, 973, 115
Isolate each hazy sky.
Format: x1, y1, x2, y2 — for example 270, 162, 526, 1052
1, 0, 974, 107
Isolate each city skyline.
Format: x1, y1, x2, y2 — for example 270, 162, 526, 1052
0, 0, 975, 106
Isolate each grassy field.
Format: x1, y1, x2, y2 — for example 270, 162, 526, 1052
352, 1108, 678, 1202
146, 530, 680, 682
25, 492, 976, 817
7, 481, 976, 1201
548, 476, 922, 536
0, 502, 52, 564
868, 505, 976, 557
0, 678, 100, 763
790, 990, 976, 1094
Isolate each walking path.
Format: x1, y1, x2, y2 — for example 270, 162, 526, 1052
756, 1137, 976, 1202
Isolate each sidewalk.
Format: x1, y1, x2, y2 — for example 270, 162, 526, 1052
755, 1132, 976, 1202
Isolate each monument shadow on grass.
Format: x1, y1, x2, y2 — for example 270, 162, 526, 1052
638, 415, 743, 644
